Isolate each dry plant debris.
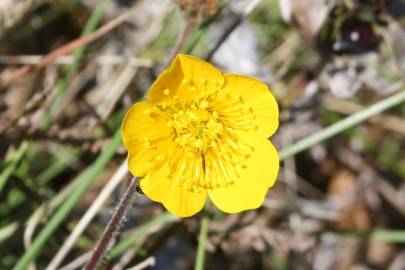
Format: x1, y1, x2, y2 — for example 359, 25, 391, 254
0, 0, 404, 269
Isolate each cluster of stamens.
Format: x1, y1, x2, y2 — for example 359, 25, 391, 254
147, 77, 258, 192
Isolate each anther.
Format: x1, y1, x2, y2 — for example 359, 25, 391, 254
200, 100, 208, 109
181, 78, 190, 85
145, 139, 154, 149
160, 102, 167, 109
194, 139, 203, 148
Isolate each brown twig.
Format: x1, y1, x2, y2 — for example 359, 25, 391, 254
205, 15, 242, 61
167, 21, 195, 64
204, 0, 261, 61
84, 177, 138, 270
2, 5, 138, 86
0, 73, 56, 133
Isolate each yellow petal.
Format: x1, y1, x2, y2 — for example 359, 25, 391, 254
140, 166, 207, 217
223, 74, 279, 137
208, 136, 279, 213
147, 54, 224, 104
121, 102, 172, 176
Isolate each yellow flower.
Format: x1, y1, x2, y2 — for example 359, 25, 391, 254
122, 54, 279, 217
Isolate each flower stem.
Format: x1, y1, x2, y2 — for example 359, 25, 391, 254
83, 176, 138, 270
194, 216, 209, 270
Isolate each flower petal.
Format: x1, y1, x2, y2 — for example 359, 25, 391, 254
147, 54, 224, 104
140, 166, 207, 217
223, 74, 279, 137
121, 102, 172, 176
208, 137, 279, 213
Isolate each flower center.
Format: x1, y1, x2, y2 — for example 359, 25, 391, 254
154, 78, 258, 192
169, 100, 222, 154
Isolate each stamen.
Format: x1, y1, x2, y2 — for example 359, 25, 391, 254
155, 76, 258, 191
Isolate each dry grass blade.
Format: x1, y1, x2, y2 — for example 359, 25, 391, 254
126, 257, 156, 270
1, 5, 139, 86
46, 160, 128, 270
0, 55, 152, 66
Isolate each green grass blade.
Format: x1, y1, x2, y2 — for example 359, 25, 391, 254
13, 130, 121, 270
107, 212, 178, 259
194, 216, 209, 270
330, 229, 405, 243
279, 90, 405, 160
0, 141, 29, 194
0, 222, 19, 243
37, 148, 81, 185
370, 229, 405, 243
40, 0, 109, 129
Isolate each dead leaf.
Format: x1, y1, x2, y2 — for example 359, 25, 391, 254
279, 0, 329, 40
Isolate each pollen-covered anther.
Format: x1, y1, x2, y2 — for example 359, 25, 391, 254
199, 100, 209, 109
145, 139, 155, 149
181, 78, 190, 85
194, 139, 203, 148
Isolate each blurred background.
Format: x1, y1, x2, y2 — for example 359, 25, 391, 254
1, 0, 405, 269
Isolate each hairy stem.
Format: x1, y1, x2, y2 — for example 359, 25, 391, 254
84, 177, 138, 270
